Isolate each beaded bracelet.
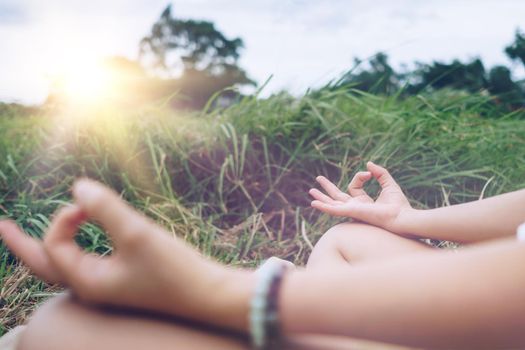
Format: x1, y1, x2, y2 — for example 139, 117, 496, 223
250, 258, 290, 349
517, 222, 525, 242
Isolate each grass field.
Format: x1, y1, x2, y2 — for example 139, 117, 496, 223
1, 87, 525, 335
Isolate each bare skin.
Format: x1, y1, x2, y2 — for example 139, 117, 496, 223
1, 162, 525, 349
306, 222, 431, 269
17, 223, 424, 350
310, 161, 525, 243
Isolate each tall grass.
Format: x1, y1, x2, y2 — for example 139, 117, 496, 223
1, 88, 524, 334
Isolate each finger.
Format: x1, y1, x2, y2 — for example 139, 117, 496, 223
347, 171, 372, 197
367, 161, 399, 190
44, 205, 86, 247
43, 205, 86, 281
43, 205, 111, 294
311, 201, 378, 223
0, 220, 62, 283
311, 201, 349, 217
308, 188, 338, 204
315, 176, 350, 201
72, 178, 152, 246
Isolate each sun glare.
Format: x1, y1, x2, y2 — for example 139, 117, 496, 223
49, 58, 120, 106
63, 63, 112, 102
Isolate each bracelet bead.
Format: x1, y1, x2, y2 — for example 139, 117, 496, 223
250, 258, 290, 349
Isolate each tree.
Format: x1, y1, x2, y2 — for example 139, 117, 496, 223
487, 65, 524, 108
335, 53, 400, 94
412, 59, 487, 93
140, 6, 240, 72
505, 30, 525, 68
138, 5, 254, 109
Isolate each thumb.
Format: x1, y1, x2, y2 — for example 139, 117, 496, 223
43, 205, 87, 284
43, 204, 115, 298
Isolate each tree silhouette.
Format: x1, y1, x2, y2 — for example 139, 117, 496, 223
413, 59, 487, 93
487, 65, 524, 108
140, 5, 248, 78
328, 48, 524, 112
505, 30, 525, 68
138, 5, 254, 108
335, 53, 400, 94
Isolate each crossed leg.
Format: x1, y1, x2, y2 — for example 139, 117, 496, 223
17, 223, 428, 350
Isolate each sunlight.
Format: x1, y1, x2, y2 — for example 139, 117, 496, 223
62, 63, 113, 102
51, 58, 118, 106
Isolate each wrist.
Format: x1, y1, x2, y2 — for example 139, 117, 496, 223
393, 207, 421, 237
193, 263, 256, 332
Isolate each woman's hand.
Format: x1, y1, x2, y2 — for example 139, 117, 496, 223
0, 179, 253, 331
309, 161, 415, 236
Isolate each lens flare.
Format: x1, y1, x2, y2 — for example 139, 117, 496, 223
49, 58, 120, 106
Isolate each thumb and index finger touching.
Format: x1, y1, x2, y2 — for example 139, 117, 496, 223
310, 161, 400, 220
48, 178, 153, 257
0, 179, 148, 288
366, 161, 400, 190
45, 179, 138, 249
44, 179, 148, 286
312, 161, 398, 202
71, 179, 147, 245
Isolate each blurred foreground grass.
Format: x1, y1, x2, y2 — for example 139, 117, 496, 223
1, 88, 525, 334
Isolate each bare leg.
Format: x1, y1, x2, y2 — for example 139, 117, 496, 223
307, 222, 432, 269
18, 294, 247, 350
18, 294, 412, 350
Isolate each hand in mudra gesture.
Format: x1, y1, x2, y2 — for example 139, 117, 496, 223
309, 161, 414, 235
0, 179, 239, 328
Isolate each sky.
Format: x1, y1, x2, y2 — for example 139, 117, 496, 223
1, 0, 524, 104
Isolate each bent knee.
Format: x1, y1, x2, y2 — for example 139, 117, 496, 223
18, 293, 81, 350
313, 222, 430, 264
308, 222, 379, 266
318, 222, 382, 246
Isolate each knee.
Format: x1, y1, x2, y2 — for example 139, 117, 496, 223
18, 293, 77, 350
308, 222, 369, 261
316, 222, 373, 247
310, 222, 387, 263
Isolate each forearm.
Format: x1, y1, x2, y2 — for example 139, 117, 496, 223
160, 256, 255, 333
204, 266, 255, 332
397, 188, 525, 243
280, 239, 525, 349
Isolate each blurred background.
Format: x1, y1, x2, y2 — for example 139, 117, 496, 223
1, 0, 524, 109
